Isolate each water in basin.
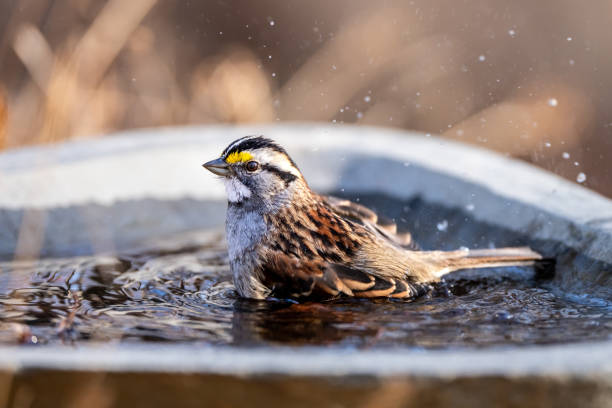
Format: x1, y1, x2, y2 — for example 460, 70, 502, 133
1, 194, 611, 348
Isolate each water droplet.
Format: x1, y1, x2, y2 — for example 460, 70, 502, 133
574, 161, 579, 166
478, 54, 486, 62
269, 20, 275, 26
508, 29, 516, 37
356, 112, 363, 119
436, 220, 448, 232
456, 129, 464, 136
562, 152, 570, 159
545, 142, 551, 147
465, 203, 475, 211
567, 36, 572, 41
331, 64, 337, 70
364, 95, 371, 103
268, 55, 272, 59
576, 172, 586, 183
548, 98, 558, 107
569, 59, 575, 66
271, 72, 276, 77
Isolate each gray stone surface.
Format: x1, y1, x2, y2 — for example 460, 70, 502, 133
1, 341, 612, 376
0, 343, 611, 407
1, 124, 612, 407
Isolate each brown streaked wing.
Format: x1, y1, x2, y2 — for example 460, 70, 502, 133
262, 252, 354, 299
332, 264, 376, 291
262, 252, 428, 300
389, 280, 412, 298
321, 195, 418, 250
353, 276, 397, 298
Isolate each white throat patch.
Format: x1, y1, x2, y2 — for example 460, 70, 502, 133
224, 178, 252, 202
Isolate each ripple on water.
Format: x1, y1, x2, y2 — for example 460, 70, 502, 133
0, 231, 611, 348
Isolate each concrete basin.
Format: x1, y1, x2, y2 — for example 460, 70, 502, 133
0, 124, 611, 407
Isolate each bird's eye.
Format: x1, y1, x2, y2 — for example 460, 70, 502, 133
245, 161, 259, 172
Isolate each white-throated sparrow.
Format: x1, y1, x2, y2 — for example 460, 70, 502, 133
203, 136, 543, 300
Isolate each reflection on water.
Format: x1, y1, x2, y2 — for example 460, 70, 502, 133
1, 230, 611, 349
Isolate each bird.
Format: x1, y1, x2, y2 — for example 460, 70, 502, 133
202, 135, 544, 300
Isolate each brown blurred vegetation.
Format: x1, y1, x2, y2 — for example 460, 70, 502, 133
1, 0, 611, 196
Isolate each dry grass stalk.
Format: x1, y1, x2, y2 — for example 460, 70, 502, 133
0, 86, 6, 150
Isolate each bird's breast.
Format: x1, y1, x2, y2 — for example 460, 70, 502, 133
225, 206, 268, 261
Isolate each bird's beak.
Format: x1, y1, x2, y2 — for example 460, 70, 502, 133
202, 157, 232, 177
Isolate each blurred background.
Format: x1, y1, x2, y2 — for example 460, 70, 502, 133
0, 0, 610, 196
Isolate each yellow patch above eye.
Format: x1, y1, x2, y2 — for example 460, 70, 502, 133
225, 151, 253, 164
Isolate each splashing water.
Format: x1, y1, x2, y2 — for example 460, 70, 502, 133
437, 219, 449, 232
1, 229, 610, 349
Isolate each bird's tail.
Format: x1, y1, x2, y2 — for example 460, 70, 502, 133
425, 246, 544, 278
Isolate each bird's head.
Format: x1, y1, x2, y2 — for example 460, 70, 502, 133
203, 136, 307, 205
